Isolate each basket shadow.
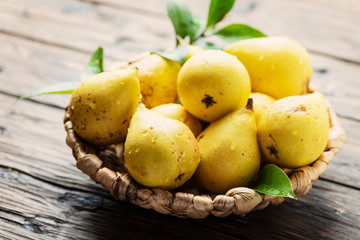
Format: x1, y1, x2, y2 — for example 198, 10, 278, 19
69, 189, 335, 240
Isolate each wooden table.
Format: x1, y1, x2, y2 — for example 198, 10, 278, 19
1, 0, 359, 239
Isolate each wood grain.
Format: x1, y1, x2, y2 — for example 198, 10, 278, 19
321, 118, 360, 187
0, 95, 110, 195
1, 164, 359, 240
0, 0, 174, 60
1, 0, 359, 62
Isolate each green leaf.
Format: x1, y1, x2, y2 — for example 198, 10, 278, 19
152, 45, 189, 65
252, 164, 297, 199
80, 46, 104, 81
189, 15, 206, 42
165, 0, 193, 39
206, 0, 235, 28
214, 24, 266, 42
193, 38, 223, 50
17, 82, 79, 101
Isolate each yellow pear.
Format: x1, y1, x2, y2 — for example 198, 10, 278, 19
124, 104, 200, 190
186, 45, 204, 61
151, 103, 202, 137
177, 50, 251, 122
126, 54, 181, 108
257, 92, 330, 168
224, 36, 313, 99
69, 69, 140, 146
196, 101, 260, 193
249, 92, 276, 125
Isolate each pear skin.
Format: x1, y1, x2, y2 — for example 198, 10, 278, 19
249, 92, 276, 125
124, 104, 200, 190
224, 36, 312, 99
186, 45, 204, 61
196, 102, 261, 193
258, 92, 330, 168
177, 50, 251, 122
151, 103, 202, 137
69, 69, 140, 146
126, 54, 181, 108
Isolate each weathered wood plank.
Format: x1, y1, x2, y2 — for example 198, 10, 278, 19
0, 33, 359, 120
0, 93, 106, 194
0, 34, 85, 108
95, 0, 360, 19
0, 165, 359, 240
321, 118, 360, 187
209, 180, 360, 239
0, 0, 174, 60
1, 0, 360, 62
310, 54, 360, 120
0, 167, 241, 240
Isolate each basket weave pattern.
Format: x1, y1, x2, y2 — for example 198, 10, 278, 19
64, 98, 346, 219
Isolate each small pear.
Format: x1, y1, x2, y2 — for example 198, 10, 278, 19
126, 54, 181, 108
69, 69, 140, 146
258, 92, 330, 168
151, 103, 202, 137
224, 36, 312, 99
186, 45, 204, 61
124, 104, 200, 190
196, 101, 261, 193
249, 92, 276, 125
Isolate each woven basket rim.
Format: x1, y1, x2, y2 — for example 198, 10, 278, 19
64, 91, 346, 219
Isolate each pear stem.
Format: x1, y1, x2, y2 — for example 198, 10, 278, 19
246, 98, 254, 111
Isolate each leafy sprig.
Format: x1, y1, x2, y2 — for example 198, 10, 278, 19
155, 0, 266, 63
17, 82, 79, 101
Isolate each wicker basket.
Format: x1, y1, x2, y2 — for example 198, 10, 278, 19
64, 56, 346, 218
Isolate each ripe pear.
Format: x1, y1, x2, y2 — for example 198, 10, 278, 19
196, 101, 261, 193
124, 104, 200, 190
186, 45, 204, 61
258, 92, 330, 168
177, 50, 251, 122
224, 36, 313, 99
125, 54, 181, 108
69, 69, 140, 146
249, 92, 276, 125
151, 103, 202, 137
